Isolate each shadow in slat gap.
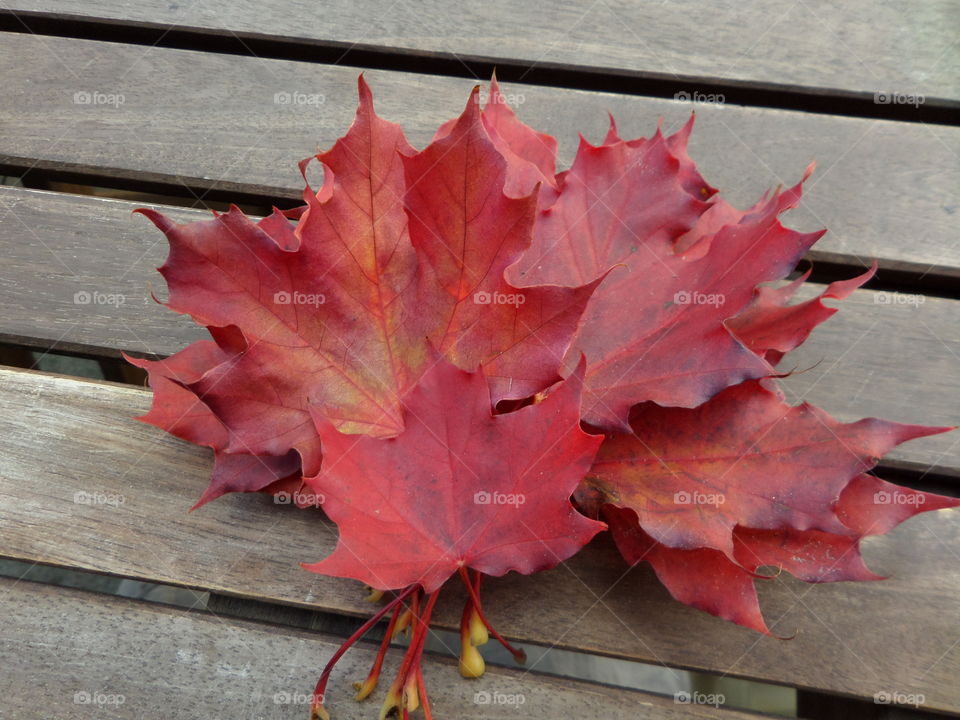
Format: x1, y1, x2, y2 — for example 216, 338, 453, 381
0, 343, 145, 385
5, 171, 275, 215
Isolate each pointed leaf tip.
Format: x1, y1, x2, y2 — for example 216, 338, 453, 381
357, 73, 373, 107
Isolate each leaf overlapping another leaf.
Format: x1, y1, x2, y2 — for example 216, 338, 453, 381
131, 77, 596, 505
588, 381, 956, 632
511, 125, 827, 431
302, 357, 605, 593
125, 74, 958, 718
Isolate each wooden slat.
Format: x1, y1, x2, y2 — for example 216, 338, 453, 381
1, 186, 956, 475
776, 289, 960, 477
5, 0, 959, 102
1, 33, 958, 279
0, 366, 958, 711
0, 578, 754, 719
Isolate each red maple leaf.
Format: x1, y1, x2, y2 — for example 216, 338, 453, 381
301, 357, 603, 718
510, 125, 825, 430
126, 329, 301, 507
727, 262, 877, 364
302, 356, 604, 592
585, 380, 956, 632
603, 471, 960, 634
403, 87, 600, 405
128, 77, 596, 504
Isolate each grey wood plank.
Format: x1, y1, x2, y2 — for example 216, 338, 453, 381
0, 366, 958, 709
1, 32, 958, 278
0, 577, 754, 720
6, 0, 959, 101
1, 186, 956, 475
776, 285, 960, 478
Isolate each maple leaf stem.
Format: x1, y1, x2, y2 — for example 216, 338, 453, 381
457, 566, 526, 664
310, 584, 417, 720
353, 602, 404, 701
383, 588, 440, 719
416, 665, 433, 720
409, 589, 440, 673
467, 570, 488, 644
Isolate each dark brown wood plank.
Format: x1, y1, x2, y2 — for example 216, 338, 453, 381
0, 366, 957, 710
1, 186, 956, 475
1, 577, 753, 720
1, 33, 958, 279
6, 0, 959, 102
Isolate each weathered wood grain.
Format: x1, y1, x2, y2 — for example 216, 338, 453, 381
0, 366, 957, 710
776, 288, 960, 477
1, 186, 956, 474
6, 0, 959, 101
1, 577, 755, 719
1, 33, 958, 278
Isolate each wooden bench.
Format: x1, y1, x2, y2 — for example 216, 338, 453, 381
1, 3, 957, 718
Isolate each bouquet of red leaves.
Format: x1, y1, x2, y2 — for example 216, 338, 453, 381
128, 76, 957, 719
